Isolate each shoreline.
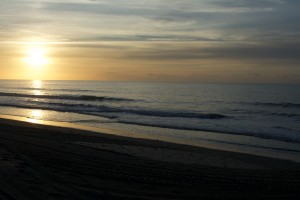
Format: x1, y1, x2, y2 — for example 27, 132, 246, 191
1, 115, 300, 168
1, 116, 300, 199
1, 113, 300, 163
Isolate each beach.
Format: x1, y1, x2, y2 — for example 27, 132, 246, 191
1, 0, 300, 198
1, 118, 300, 200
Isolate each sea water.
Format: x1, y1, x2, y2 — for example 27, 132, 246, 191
0, 80, 299, 160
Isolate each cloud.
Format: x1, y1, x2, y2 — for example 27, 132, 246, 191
0, 0, 300, 83
48, 40, 300, 64
2, 0, 300, 44
211, 0, 285, 8
102, 42, 300, 62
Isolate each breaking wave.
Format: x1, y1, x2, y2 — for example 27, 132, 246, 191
0, 92, 132, 102
0, 101, 230, 120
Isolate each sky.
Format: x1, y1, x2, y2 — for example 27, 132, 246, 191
0, 0, 300, 83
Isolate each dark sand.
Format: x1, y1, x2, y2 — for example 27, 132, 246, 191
0, 118, 300, 200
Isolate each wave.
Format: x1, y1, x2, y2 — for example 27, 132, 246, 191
214, 101, 300, 109
0, 92, 133, 102
272, 112, 300, 118
239, 102, 300, 108
0, 101, 230, 120
251, 102, 300, 108
228, 109, 300, 119
1, 102, 299, 143
116, 121, 300, 143
43, 102, 229, 119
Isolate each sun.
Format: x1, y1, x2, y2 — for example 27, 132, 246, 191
25, 47, 48, 67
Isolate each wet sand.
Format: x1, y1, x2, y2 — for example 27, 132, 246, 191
0, 118, 300, 199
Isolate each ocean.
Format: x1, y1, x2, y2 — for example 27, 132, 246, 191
0, 80, 300, 160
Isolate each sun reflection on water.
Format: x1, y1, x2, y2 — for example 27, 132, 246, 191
33, 90, 43, 96
27, 118, 39, 124
33, 80, 42, 89
27, 110, 43, 124
32, 110, 43, 119
32, 80, 43, 96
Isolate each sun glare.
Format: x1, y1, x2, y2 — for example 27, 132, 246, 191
25, 47, 48, 67
27, 109, 44, 124
32, 80, 43, 95
32, 110, 43, 119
